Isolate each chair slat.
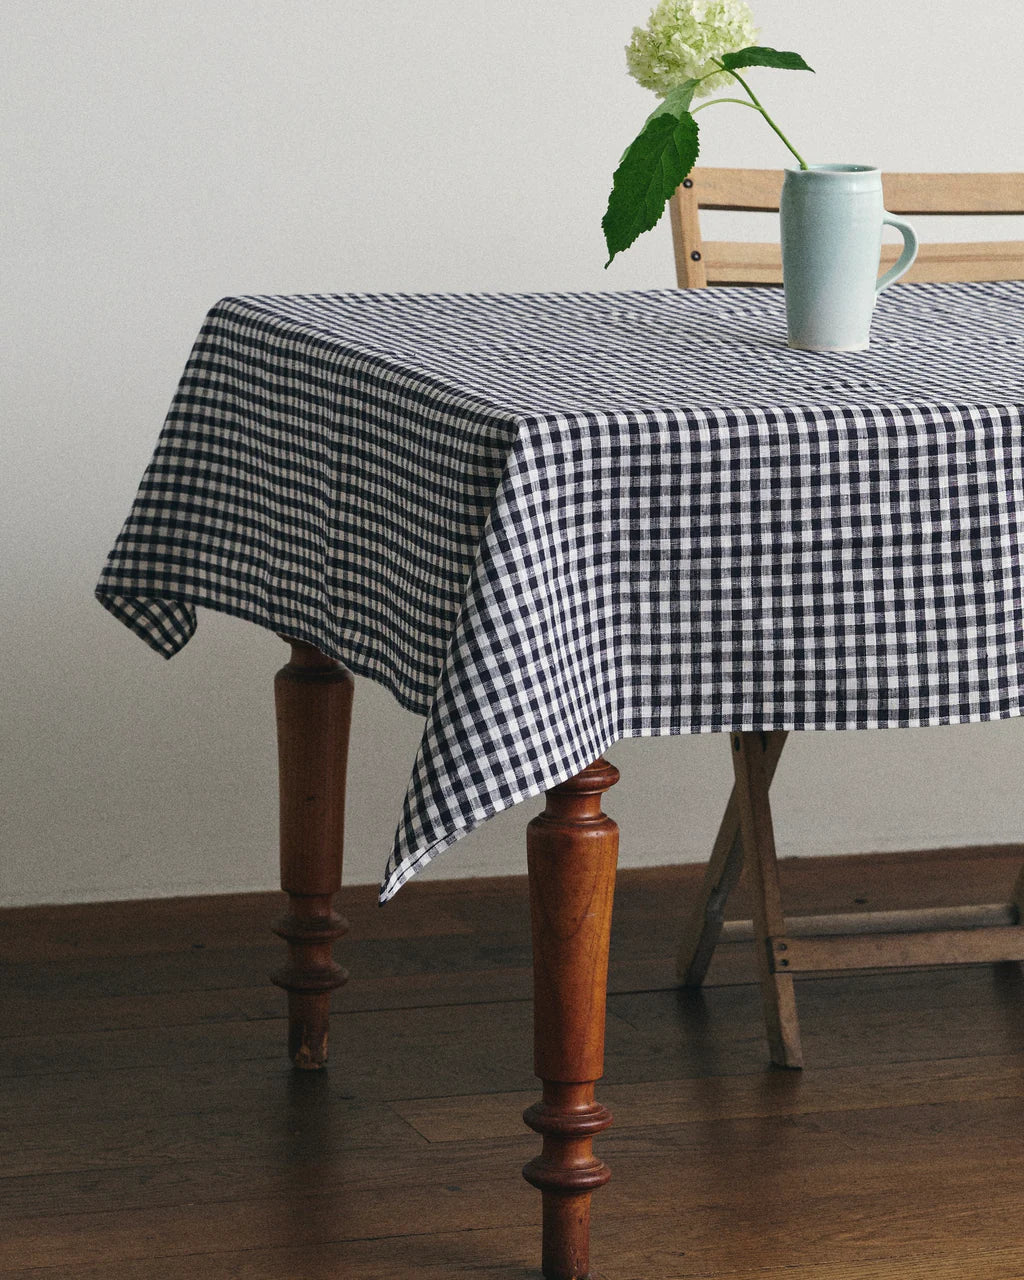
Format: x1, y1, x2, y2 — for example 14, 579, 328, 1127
885, 240, 1024, 283
688, 168, 1024, 215
704, 241, 782, 284
690, 167, 784, 210
883, 172, 1024, 215
702, 240, 1024, 286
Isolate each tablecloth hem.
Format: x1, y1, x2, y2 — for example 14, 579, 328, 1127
95, 587, 439, 718
378, 701, 1024, 902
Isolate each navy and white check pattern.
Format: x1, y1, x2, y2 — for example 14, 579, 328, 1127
96, 282, 1024, 901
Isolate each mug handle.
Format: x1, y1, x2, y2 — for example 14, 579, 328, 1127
876, 213, 919, 293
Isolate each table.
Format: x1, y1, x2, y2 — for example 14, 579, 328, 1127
96, 281, 1024, 1279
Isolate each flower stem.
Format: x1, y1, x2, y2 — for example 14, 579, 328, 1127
713, 60, 809, 169
691, 97, 760, 115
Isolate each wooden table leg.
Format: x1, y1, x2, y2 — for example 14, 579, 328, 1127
271, 639, 354, 1069
523, 758, 619, 1280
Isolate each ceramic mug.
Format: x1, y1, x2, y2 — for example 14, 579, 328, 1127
780, 164, 918, 351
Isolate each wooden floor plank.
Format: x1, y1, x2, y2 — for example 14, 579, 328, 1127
6, 1179, 1024, 1277
4, 968, 1024, 1090
4, 847, 1024, 1279
7, 1098, 1024, 1269
4, 844, 1020, 962
392, 1050, 1024, 1141
0, 887, 477, 962
4, 1090, 1024, 1222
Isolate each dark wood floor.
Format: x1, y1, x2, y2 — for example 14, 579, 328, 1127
5, 846, 1024, 1278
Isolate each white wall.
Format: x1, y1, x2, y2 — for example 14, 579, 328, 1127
3, 0, 1022, 907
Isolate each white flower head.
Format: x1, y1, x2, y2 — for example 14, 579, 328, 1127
626, 0, 759, 99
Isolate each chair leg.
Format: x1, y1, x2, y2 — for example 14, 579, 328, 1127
677, 730, 789, 985
731, 731, 803, 1069
271, 639, 354, 1069
1012, 863, 1024, 922
523, 758, 619, 1280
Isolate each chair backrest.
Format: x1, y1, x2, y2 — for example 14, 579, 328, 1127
669, 167, 1024, 288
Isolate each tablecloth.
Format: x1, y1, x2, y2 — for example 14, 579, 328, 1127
96, 281, 1024, 900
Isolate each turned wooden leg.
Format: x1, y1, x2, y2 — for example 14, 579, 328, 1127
523, 758, 619, 1280
272, 639, 354, 1069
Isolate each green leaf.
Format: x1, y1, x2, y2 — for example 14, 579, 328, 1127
620, 79, 701, 163
603, 111, 700, 268
646, 78, 701, 123
719, 46, 814, 72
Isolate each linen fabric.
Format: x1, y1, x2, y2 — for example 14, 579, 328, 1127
96, 282, 1024, 900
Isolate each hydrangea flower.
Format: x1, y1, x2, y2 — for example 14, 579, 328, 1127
604, 3, 813, 265
626, 0, 759, 99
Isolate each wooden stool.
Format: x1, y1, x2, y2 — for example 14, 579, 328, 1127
677, 730, 1024, 1068
668, 168, 1024, 1068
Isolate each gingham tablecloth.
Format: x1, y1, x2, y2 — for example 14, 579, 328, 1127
96, 281, 1024, 900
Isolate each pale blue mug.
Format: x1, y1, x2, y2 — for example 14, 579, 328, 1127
780, 164, 919, 351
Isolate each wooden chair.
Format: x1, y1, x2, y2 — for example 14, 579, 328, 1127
670, 168, 1024, 1068
669, 166, 1024, 288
